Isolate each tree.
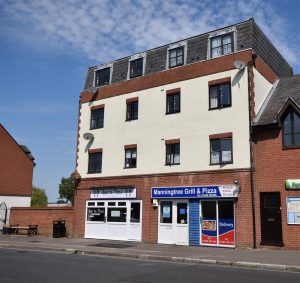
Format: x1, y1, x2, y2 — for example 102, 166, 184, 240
59, 176, 76, 205
31, 186, 48, 207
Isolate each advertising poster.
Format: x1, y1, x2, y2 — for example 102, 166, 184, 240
201, 219, 217, 244
287, 197, 300, 224
163, 206, 171, 218
218, 218, 235, 245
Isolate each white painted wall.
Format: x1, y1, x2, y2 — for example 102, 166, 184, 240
78, 69, 251, 178
253, 68, 273, 115
0, 196, 31, 228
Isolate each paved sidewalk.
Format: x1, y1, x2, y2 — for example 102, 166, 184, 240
0, 235, 300, 272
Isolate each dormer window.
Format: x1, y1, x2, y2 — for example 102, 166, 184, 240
167, 41, 187, 69
94, 64, 112, 87
211, 33, 233, 58
130, 58, 144, 78
169, 47, 184, 68
282, 108, 300, 148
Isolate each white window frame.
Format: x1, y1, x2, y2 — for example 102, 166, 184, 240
207, 27, 237, 59
166, 41, 187, 69
93, 62, 113, 87
127, 52, 146, 79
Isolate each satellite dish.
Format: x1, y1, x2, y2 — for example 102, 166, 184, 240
83, 133, 94, 141
233, 60, 246, 70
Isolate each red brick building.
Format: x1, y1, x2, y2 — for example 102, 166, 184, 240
0, 123, 35, 229
73, 19, 294, 248
252, 75, 300, 249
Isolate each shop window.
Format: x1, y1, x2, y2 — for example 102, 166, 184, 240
125, 148, 137, 168
86, 207, 105, 222
209, 82, 231, 109
90, 108, 104, 129
166, 92, 180, 114
130, 202, 140, 223
166, 142, 180, 165
126, 100, 138, 121
160, 201, 172, 223
169, 46, 184, 68
210, 33, 233, 58
130, 58, 143, 78
95, 67, 110, 87
282, 108, 300, 148
107, 207, 127, 222
210, 138, 232, 165
177, 203, 188, 224
88, 152, 102, 173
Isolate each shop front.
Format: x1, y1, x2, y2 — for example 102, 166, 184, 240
85, 186, 142, 241
152, 185, 239, 247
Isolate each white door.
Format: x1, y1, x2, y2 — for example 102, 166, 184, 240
158, 201, 174, 244
174, 201, 189, 245
128, 201, 142, 241
158, 200, 189, 245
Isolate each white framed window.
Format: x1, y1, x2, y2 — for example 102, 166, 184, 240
208, 27, 236, 59
94, 62, 113, 87
166, 41, 187, 69
128, 52, 146, 79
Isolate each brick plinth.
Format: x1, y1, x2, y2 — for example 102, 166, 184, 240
73, 169, 253, 248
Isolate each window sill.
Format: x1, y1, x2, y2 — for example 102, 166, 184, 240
90, 127, 104, 130
125, 118, 138, 122
165, 111, 181, 115
165, 163, 180, 166
209, 161, 233, 166
169, 63, 184, 69
87, 171, 102, 174
123, 166, 137, 169
129, 74, 143, 79
208, 105, 231, 111
282, 145, 300, 150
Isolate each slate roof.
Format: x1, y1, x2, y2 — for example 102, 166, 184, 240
254, 74, 300, 126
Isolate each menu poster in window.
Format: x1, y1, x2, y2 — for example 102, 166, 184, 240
287, 197, 300, 224
163, 206, 171, 218
111, 210, 121, 217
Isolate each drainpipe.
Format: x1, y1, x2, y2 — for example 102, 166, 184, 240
247, 53, 257, 249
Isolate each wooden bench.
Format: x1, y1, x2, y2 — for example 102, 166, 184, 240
9, 224, 38, 236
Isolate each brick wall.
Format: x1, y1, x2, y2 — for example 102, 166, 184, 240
0, 124, 34, 196
73, 169, 253, 248
10, 207, 74, 236
253, 128, 300, 249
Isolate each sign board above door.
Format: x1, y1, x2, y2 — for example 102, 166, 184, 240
90, 187, 136, 199
286, 180, 300, 190
151, 185, 239, 199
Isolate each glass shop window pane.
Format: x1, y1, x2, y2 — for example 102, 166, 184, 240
177, 203, 188, 224
107, 208, 127, 222
130, 202, 140, 223
87, 207, 105, 222
160, 201, 172, 223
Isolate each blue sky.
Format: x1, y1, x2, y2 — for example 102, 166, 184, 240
0, 0, 300, 202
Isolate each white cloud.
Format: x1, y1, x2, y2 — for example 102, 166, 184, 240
0, 0, 299, 70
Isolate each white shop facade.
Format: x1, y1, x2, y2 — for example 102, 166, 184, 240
84, 186, 142, 241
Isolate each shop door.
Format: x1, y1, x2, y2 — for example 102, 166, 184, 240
201, 201, 217, 245
174, 201, 188, 245
260, 193, 283, 246
158, 201, 173, 244
128, 201, 142, 241
200, 200, 235, 247
158, 201, 189, 245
